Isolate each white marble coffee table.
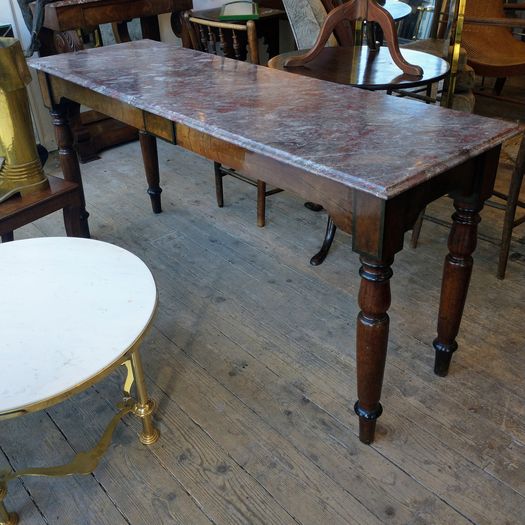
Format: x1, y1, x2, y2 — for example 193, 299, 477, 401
0, 237, 160, 525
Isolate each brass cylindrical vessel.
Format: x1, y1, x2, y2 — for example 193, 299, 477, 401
0, 37, 48, 203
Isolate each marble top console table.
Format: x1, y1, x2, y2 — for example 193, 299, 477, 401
30, 40, 520, 445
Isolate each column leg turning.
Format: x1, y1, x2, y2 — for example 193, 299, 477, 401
354, 257, 393, 444
139, 131, 162, 214
130, 350, 160, 445
434, 199, 481, 376
50, 104, 90, 238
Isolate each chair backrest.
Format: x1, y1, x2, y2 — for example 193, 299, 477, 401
183, 12, 259, 65
463, 0, 512, 40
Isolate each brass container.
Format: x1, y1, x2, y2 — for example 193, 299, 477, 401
0, 37, 48, 203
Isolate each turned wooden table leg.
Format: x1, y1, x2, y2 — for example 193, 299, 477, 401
433, 199, 482, 376
139, 131, 163, 214
354, 256, 393, 444
50, 103, 90, 238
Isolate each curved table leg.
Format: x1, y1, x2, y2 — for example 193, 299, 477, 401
310, 216, 337, 266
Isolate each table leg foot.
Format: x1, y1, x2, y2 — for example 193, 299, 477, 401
434, 199, 481, 376
355, 256, 393, 444
433, 340, 457, 377
354, 401, 383, 444
130, 351, 160, 445
139, 131, 162, 214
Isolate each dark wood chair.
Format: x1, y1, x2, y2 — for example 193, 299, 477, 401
411, 1, 525, 279
183, 11, 283, 227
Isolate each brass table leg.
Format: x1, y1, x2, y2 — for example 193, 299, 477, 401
128, 349, 160, 445
0, 352, 159, 523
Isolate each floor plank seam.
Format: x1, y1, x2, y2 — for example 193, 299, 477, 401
0, 444, 50, 525
154, 325, 422, 525
138, 356, 302, 525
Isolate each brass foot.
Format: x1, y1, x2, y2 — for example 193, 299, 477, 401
2, 512, 19, 525
139, 427, 160, 446
133, 399, 160, 445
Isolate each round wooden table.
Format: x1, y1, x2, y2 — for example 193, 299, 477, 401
268, 46, 449, 90
269, 44, 449, 265
0, 237, 160, 525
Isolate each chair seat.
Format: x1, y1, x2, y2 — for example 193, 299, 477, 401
463, 28, 525, 76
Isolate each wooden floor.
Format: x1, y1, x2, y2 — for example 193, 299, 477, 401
1, 103, 524, 524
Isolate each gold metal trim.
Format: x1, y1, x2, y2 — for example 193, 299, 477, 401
0, 292, 158, 421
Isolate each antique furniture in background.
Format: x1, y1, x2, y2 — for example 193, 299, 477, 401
183, 8, 285, 226
0, 37, 84, 242
30, 40, 519, 445
0, 237, 159, 525
34, 0, 192, 163
411, 1, 525, 279
461, 0, 525, 278
269, 0, 448, 264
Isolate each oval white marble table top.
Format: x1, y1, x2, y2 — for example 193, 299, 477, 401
0, 237, 157, 416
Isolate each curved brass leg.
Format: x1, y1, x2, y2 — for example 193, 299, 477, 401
0, 484, 19, 525
122, 360, 135, 401
130, 350, 160, 445
0, 402, 133, 524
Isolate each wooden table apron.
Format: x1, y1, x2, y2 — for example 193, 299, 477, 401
36, 66, 503, 445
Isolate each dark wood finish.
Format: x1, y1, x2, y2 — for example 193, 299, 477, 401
139, 131, 163, 214
282, 0, 423, 76
36, 0, 191, 163
187, 6, 285, 61
36, 54, 508, 443
355, 256, 393, 444
183, 11, 285, 227
0, 176, 85, 240
498, 136, 525, 279
38, 0, 191, 32
270, 46, 448, 90
433, 199, 482, 376
50, 102, 91, 238
310, 216, 337, 266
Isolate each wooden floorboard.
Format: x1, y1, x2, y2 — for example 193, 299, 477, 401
1, 124, 523, 524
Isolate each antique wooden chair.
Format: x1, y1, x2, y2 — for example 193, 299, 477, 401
412, 0, 525, 279
182, 11, 283, 227
461, 0, 525, 96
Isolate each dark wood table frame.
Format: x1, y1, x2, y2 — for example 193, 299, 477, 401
34, 49, 511, 445
35, 0, 192, 163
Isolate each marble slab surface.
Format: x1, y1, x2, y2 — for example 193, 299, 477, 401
0, 237, 157, 416
30, 40, 521, 199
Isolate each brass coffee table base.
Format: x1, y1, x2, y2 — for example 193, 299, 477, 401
0, 356, 159, 525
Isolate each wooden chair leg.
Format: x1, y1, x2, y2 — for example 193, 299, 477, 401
493, 77, 506, 96
498, 134, 525, 280
214, 162, 224, 208
410, 208, 425, 249
257, 180, 266, 227
1, 232, 14, 243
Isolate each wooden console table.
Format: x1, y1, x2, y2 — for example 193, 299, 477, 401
35, 0, 192, 162
30, 40, 520, 445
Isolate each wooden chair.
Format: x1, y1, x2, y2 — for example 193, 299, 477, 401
462, 0, 525, 96
183, 11, 283, 227
412, 1, 525, 279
